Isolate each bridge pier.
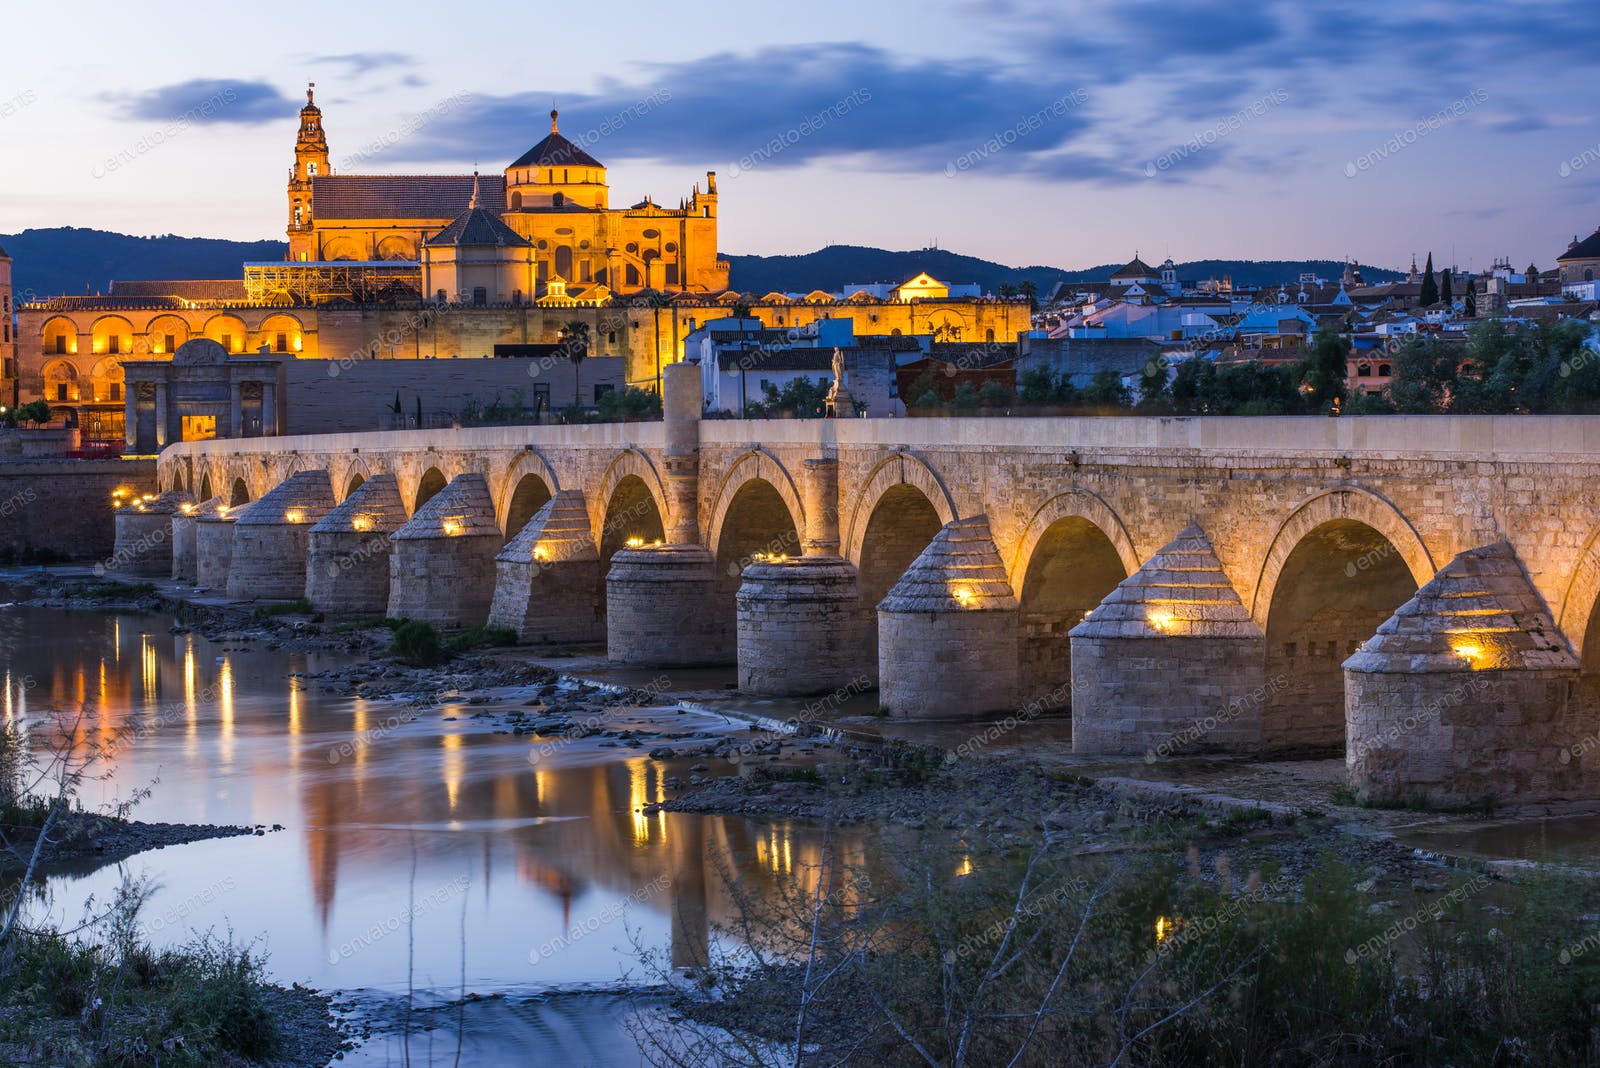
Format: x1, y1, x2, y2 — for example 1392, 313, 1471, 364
1070, 525, 1266, 757
1345, 542, 1589, 807
608, 363, 734, 667
226, 471, 336, 600
110, 491, 191, 577
388, 472, 500, 628
170, 496, 217, 583
878, 514, 1019, 717
737, 457, 871, 695
306, 474, 405, 619
195, 499, 250, 589
490, 489, 604, 645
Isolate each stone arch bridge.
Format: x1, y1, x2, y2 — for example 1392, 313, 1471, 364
147, 367, 1600, 808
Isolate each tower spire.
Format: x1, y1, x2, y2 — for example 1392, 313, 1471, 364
469, 170, 481, 210
307, 81, 315, 106
550, 108, 559, 134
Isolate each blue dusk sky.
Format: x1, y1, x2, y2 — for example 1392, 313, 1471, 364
3, 0, 1598, 273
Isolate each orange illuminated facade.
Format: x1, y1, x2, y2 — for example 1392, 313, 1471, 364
287, 87, 728, 298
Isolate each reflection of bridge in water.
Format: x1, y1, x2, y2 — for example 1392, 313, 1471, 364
2, 606, 866, 972
147, 368, 1600, 808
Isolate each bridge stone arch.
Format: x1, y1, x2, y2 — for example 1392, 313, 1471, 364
1250, 485, 1435, 631
1008, 489, 1140, 597
1253, 485, 1435, 752
842, 450, 958, 566
593, 447, 671, 549
495, 449, 562, 535
706, 449, 805, 560
1010, 489, 1141, 709
1558, 529, 1600, 670
335, 455, 376, 502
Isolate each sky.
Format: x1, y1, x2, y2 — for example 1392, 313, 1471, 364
3, 0, 1599, 274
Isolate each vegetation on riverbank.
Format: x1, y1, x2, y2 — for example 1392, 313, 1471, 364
0, 707, 342, 1066
644, 762, 1600, 1067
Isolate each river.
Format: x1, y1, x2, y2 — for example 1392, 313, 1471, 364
0, 586, 841, 1065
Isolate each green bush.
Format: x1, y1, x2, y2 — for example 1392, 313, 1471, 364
445, 624, 519, 653
390, 619, 446, 665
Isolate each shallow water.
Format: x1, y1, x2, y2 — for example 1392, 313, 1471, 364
0, 593, 843, 1065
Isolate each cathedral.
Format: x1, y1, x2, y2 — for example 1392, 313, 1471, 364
285, 86, 728, 300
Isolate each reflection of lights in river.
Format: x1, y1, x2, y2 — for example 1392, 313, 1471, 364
140, 635, 158, 704
628, 758, 667, 845
218, 658, 235, 769
756, 824, 793, 875
443, 732, 464, 814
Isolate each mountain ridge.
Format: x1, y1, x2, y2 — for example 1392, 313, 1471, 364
1, 227, 1406, 301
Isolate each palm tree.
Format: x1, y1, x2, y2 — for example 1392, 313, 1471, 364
560, 320, 591, 409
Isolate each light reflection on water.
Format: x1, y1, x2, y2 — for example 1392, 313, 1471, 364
0, 598, 848, 1064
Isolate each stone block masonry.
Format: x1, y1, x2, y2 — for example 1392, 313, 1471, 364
227, 471, 337, 600
0, 459, 156, 562
387, 473, 501, 628
306, 474, 407, 619
878, 516, 1019, 717
737, 557, 870, 695
607, 545, 732, 667
489, 490, 604, 645
1071, 525, 1268, 757
110, 491, 192, 577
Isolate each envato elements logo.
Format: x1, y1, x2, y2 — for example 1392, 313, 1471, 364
0, 88, 37, 120
728, 89, 872, 178
1143, 674, 1291, 763
327, 874, 471, 964
92, 87, 238, 178
147, 877, 236, 934
1346, 874, 1490, 963
1145, 89, 1288, 178
1559, 140, 1600, 179
1344, 88, 1488, 178
529, 872, 670, 963
526, 674, 671, 765
945, 89, 1089, 177
566, 90, 674, 151
340, 91, 474, 169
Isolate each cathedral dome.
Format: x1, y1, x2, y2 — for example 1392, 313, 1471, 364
509, 110, 604, 170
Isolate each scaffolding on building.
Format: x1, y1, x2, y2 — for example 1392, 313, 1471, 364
242, 261, 423, 306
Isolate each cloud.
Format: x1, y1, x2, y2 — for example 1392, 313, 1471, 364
375, 43, 1098, 180
105, 79, 296, 125
310, 52, 419, 76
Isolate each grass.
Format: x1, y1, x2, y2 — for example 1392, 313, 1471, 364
77, 581, 157, 600
0, 927, 282, 1066
444, 624, 518, 653
253, 597, 314, 619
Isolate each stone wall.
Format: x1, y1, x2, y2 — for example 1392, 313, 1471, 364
282, 356, 627, 436
0, 459, 155, 561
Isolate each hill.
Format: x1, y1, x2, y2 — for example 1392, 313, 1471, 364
1, 228, 286, 301
724, 245, 1405, 295
0, 229, 1405, 302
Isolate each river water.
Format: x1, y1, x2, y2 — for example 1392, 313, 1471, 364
0, 588, 840, 1065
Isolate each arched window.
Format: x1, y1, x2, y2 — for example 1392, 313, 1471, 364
1357, 364, 1371, 377
1587, 268, 1595, 282
511, 191, 522, 210
1378, 363, 1391, 376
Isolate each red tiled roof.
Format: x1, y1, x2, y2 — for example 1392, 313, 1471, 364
312, 175, 506, 220
109, 279, 247, 301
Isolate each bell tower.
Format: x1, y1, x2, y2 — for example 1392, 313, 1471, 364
287, 82, 331, 262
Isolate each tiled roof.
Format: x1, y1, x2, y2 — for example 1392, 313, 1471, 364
110, 279, 247, 301
1111, 256, 1157, 280
1559, 228, 1600, 262
426, 206, 532, 248
509, 131, 604, 170
311, 175, 505, 220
